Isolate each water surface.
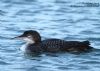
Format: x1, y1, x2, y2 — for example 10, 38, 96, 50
0, 0, 100, 71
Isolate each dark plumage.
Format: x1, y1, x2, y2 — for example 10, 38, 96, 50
14, 30, 93, 53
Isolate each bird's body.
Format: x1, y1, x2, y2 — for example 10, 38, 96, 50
14, 30, 93, 53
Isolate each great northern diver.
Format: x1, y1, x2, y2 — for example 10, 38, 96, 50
14, 30, 93, 53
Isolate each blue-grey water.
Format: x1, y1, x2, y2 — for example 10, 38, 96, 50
0, 0, 100, 71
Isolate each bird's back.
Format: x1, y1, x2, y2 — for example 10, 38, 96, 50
42, 39, 93, 52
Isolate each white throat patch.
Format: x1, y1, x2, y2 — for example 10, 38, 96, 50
20, 37, 35, 52
22, 37, 35, 44
20, 44, 27, 52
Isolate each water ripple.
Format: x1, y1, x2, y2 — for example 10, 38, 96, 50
0, 0, 100, 71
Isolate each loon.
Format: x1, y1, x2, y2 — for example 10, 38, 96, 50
14, 30, 93, 53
